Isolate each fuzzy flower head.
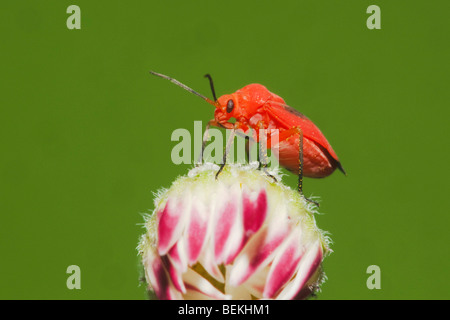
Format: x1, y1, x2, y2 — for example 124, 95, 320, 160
138, 163, 331, 300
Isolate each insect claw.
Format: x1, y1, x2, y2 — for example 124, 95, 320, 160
305, 197, 320, 208
267, 174, 277, 183
215, 164, 225, 180
264, 170, 277, 183
259, 164, 277, 183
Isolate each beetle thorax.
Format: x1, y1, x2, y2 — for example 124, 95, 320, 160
215, 84, 273, 128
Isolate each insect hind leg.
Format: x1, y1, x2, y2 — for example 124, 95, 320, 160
295, 127, 320, 207
268, 126, 320, 207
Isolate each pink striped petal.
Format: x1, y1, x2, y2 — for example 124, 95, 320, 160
242, 189, 267, 238
196, 244, 225, 283
275, 240, 323, 300
185, 202, 209, 265
167, 239, 188, 273
293, 281, 316, 300
143, 252, 182, 300
157, 198, 189, 255
213, 202, 237, 262
183, 184, 225, 282
263, 231, 304, 298
213, 184, 244, 265
228, 220, 290, 286
161, 256, 186, 294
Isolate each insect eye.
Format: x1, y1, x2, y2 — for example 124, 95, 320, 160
226, 99, 234, 113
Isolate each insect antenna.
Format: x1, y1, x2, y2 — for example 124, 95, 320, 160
204, 74, 217, 101
150, 71, 218, 107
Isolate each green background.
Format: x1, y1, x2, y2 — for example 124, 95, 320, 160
1, 0, 449, 300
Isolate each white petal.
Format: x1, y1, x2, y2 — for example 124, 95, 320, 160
224, 265, 252, 300
196, 240, 225, 283
183, 268, 230, 300
167, 237, 188, 273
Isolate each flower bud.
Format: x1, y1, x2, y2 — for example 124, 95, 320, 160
138, 163, 330, 300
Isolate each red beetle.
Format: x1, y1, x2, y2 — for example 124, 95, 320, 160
150, 71, 345, 195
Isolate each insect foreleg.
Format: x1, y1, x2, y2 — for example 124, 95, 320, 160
215, 128, 236, 179
255, 123, 277, 183
197, 119, 224, 166
196, 120, 212, 166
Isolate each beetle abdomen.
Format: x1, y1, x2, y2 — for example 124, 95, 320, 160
273, 134, 343, 178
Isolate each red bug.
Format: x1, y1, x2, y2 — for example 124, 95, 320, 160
150, 71, 345, 196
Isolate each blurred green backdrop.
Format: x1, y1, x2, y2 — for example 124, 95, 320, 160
0, 0, 449, 299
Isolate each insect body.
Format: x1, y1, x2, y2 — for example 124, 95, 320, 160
150, 71, 345, 196
213, 83, 345, 179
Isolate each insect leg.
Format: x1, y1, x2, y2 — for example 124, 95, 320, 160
297, 127, 304, 195
256, 124, 277, 182
245, 136, 251, 163
297, 130, 319, 206
234, 129, 255, 164
267, 127, 319, 207
196, 120, 211, 166
197, 119, 223, 166
215, 128, 236, 179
